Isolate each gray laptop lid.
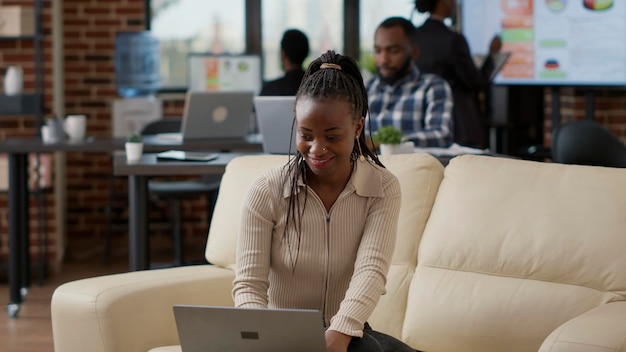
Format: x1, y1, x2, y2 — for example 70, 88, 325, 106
180, 91, 254, 140
253, 96, 297, 154
173, 305, 327, 352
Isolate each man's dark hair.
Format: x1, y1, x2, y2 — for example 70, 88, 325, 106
415, 0, 437, 13
281, 29, 310, 66
378, 16, 417, 42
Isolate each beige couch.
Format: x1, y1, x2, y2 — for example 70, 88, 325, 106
51, 153, 626, 352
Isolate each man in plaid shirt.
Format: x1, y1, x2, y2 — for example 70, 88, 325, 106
366, 17, 453, 148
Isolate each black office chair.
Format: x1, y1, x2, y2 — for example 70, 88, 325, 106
104, 118, 221, 266
552, 120, 626, 168
141, 118, 221, 266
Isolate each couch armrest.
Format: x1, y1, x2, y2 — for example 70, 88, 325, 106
539, 301, 626, 352
52, 265, 235, 352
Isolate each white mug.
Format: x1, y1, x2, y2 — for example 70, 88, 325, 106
3, 66, 23, 96
64, 114, 87, 142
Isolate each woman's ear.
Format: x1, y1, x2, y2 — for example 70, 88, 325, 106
355, 116, 365, 137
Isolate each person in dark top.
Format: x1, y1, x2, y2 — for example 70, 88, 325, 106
260, 29, 310, 96
413, 0, 502, 149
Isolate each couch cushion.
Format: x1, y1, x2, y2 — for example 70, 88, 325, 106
205, 155, 290, 267
404, 155, 626, 352
367, 153, 444, 338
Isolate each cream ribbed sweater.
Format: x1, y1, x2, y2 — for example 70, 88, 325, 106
233, 160, 401, 337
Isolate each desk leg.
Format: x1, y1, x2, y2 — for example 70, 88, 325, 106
128, 175, 149, 271
6, 152, 29, 318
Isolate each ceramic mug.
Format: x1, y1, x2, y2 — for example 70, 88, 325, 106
64, 114, 87, 142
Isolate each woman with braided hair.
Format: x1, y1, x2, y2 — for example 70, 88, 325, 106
233, 50, 417, 352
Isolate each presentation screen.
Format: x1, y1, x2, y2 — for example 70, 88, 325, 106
188, 54, 262, 94
462, 0, 626, 86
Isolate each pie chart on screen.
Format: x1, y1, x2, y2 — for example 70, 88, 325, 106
544, 59, 560, 70
583, 0, 613, 10
546, 0, 567, 12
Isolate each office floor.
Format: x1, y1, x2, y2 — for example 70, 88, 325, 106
0, 233, 209, 352
0, 257, 128, 352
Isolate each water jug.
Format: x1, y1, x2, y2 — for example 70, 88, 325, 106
115, 31, 160, 98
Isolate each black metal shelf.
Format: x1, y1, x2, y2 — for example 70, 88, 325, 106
0, 94, 42, 115
1, 0, 48, 318
0, 35, 38, 41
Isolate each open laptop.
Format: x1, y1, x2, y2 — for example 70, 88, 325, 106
253, 96, 297, 154
173, 305, 327, 352
178, 91, 255, 141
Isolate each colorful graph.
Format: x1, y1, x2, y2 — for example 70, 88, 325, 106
583, 0, 613, 11
546, 0, 567, 12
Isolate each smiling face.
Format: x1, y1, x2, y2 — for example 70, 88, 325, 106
295, 96, 363, 184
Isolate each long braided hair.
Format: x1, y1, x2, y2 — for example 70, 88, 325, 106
281, 50, 384, 269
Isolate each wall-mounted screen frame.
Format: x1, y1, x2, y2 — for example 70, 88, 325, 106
462, 0, 626, 86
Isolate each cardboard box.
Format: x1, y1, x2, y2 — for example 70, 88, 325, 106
112, 97, 163, 138
0, 6, 35, 37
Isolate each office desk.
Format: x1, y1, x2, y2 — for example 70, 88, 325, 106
113, 153, 260, 272
0, 137, 261, 317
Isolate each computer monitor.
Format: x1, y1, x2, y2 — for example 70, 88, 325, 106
188, 53, 262, 94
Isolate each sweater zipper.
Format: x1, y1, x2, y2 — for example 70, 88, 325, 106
322, 212, 330, 326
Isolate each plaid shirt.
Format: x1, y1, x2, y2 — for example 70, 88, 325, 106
366, 65, 453, 147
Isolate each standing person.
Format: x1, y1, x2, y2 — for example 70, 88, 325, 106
414, 0, 502, 148
234, 50, 417, 352
259, 29, 310, 96
367, 17, 454, 148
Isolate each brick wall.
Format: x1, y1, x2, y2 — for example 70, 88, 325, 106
1, 0, 210, 273
543, 87, 626, 146
1, 1, 626, 274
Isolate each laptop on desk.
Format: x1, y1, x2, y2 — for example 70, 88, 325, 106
254, 96, 297, 154
173, 305, 327, 352
179, 91, 255, 141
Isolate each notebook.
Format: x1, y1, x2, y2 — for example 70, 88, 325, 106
253, 96, 297, 154
173, 305, 327, 352
156, 150, 219, 162
179, 91, 255, 141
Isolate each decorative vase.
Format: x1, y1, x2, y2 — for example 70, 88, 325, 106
3, 66, 24, 96
379, 144, 397, 156
125, 142, 143, 162
379, 142, 414, 155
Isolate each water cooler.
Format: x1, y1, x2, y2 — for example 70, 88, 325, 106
112, 31, 162, 137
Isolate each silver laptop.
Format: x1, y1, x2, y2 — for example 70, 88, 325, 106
180, 91, 254, 141
173, 305, 327, 352
253, 96, 297, 154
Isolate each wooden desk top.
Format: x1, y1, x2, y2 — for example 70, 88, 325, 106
0, 135, 263, 153
113, 152, 264, 176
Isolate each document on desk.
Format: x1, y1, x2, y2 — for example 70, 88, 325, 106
414, 143, 489, 157
156, 150, 219, 162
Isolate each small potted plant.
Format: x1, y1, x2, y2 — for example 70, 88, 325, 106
125, 132, 143, 162
373, 125, 413, 155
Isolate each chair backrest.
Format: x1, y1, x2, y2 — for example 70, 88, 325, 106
140, 118, 182, 135
552, 120, 626, 168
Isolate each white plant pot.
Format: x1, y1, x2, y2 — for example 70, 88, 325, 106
125, 142, 143, 162
379, 142, 414, 155
3, 66, 23, 96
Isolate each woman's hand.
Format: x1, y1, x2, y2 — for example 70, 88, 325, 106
325, 329, 352, 352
